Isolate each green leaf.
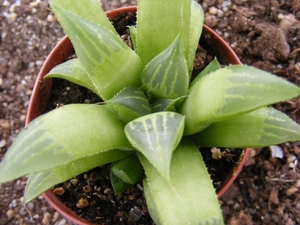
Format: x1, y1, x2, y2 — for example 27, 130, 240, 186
193, 107, 300, 148
180, 65, 300, 135
45, 59, 101, 97
129, 26, 137, 50
152, 97, 186, 113
0, 104, 134, 184
110, 170, 133, 195
139, 141, 224, 225
110, 155, 143, 194
188, 0, 205, 74
49, 0, 118, 35
24, 150, 132, 204
125, 112, 185, 180
50, 0, 143, 100
106, 86, 151, 123
136, 0, 204, 74
141, 35, 189, 99
189, 57, 221, 88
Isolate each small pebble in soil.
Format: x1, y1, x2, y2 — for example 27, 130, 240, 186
70, 178, 79, 185
83, 185, 91, 193
76, 197, 89, 209
6, 209, 14, 219
128, 206, 145, 222
52, 187, 65, 196
211, 147, 222, 160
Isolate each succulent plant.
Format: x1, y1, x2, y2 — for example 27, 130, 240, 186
1, 0, 300, 224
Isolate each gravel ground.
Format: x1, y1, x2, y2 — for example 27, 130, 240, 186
1, 0, 300, 224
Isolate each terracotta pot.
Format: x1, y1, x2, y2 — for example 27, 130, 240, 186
25, 6, 249, 225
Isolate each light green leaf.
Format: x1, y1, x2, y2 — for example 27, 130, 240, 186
50, 0, 143, 100
139, 141, 224, 225
45, 59, 101, 97
193, 107, 300, 148
0, 104, 134, 184
111, 155, 143, 184
136, 0, 203, 74
188, 0, 205, 74
189, 57, 221, 88
110, 155, 143, 194
129, 26, 137, 50
125, 112, 185, 180
24, 150, 132, 204
141, 35, 189, 99
49, 0, 118, 35
107, 86, 151, 123
152, 97, 186, 113
110, 170, 133, 195
180, 65, 300, 135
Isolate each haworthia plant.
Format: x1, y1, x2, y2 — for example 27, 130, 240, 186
24, 150, 133, 204
125, 112, 185, 180
49, 0, 143, 100
193, 107, 300, 148
139, 141, 223, 225
181, 65, 300, 135
0, 104, 134, 183
0, 0, 300, 224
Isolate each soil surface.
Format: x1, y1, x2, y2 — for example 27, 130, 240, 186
1, 0, 300, 224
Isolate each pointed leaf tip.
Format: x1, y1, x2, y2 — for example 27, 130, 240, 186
125, 112, 185, 179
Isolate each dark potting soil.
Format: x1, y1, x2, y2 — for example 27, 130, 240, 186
44, 10, 243, 225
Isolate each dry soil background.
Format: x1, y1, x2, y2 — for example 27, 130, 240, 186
1, 0, 300, 224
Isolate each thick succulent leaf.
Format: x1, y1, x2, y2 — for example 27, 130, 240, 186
190, 57, 221, 88
50, 0, 143, 100
139, 141, 224, 225
136, 0, 204, 74
110, 170, 133, 195
141, 35, 189, 99
193, 107, 300, 148
129, 26, 137, 50
110, 155, 143, 194
49, 0, 118, 35
106, 86, 151, 123
24, 150, 132, 204
188, 0, 205, 74
111, 155, 143, 184
180, 65, 300, 135
152, 97, 186, 113
125, 112, 185, 180
45, 59, 101, 97
0, 104, 134, 183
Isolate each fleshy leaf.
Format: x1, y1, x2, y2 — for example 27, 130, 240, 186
45, 59, 101, 97
193, 107, 300, 148
139, 141, 224, 225
110, 155, 143, 194
129, 26, 137, 50
111, 155, 143, 184
189, 57, 221, 88
188, 0, 205, 74
106, 86, 151, 123
49, 0, 118, 35
110, 170, 133, 195
180, 65, 300, 135
125, 112, 185, 180
49, 0, 143, 100
152, 97, 186, 113
24, 150, 132, 204
0, 104, 133, 183
136, 0, 203, 74
141, 35, 189, 99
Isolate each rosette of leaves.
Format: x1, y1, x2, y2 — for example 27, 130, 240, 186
1, 0, 300, 224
